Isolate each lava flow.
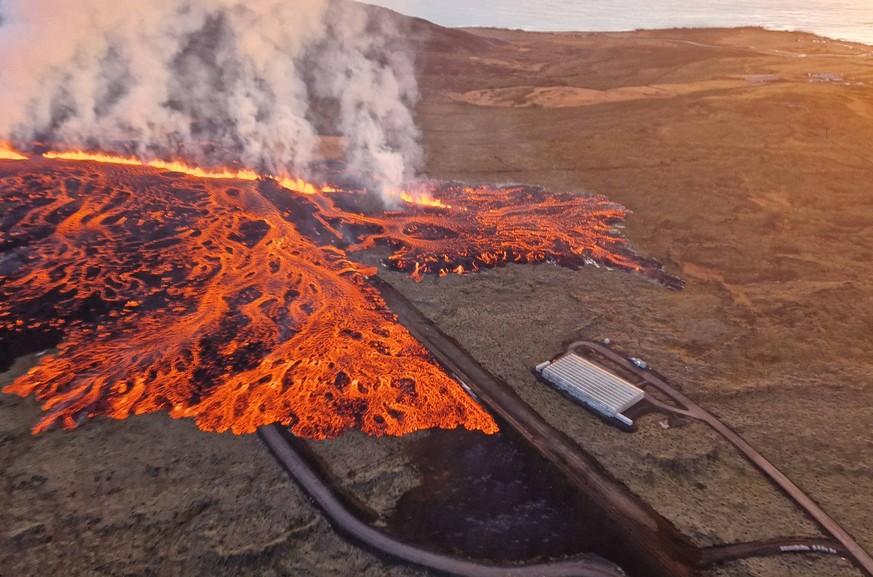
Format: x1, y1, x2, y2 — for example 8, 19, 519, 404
0, 143, 28, 161
0, 149, 679, 439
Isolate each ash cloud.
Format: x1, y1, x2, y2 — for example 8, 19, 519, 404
0, 0, 423, 197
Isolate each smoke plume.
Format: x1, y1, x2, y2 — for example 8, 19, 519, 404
0, 0, 423, 196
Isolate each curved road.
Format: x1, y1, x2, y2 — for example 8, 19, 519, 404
576, 341, 873, 577
702, 538, 847, 565
258, 423, 626, 577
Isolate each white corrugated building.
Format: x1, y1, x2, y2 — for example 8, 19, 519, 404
536, 353, 644, 426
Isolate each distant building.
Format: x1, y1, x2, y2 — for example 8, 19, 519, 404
536, 353, 644, 427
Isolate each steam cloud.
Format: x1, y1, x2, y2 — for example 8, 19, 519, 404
0, 0, 423, 196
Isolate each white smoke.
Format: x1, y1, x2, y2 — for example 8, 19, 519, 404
0, 0, 423, 196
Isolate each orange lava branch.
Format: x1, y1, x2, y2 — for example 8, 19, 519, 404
0, 152, 677, 439
0, 157, 500, 438
0, 142, 28, 160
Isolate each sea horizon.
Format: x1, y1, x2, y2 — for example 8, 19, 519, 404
363, 0, 873, 46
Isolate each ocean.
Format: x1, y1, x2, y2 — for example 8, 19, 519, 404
363, 0, 873, 46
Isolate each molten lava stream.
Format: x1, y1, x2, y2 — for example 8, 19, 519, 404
0, 152, 678, 439
308, 181, 678, 285
39, 148, 340, 196
0, 142, 28, 160
0, 158, 496, 438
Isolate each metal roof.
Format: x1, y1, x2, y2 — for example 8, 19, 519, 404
540, 353, 644, 423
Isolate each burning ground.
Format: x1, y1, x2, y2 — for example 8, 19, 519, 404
0, 153, 674, 439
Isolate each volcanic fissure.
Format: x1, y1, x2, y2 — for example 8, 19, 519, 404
0, 148, 680, 439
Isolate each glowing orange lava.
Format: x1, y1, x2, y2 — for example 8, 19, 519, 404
39, 149, 347, 197
399, 190, 452, 209
147, 159, 260, 181
0, 142, 28, 161
276, 176, 334, 195
43, 150, 142, 165
0, 152, 679, 439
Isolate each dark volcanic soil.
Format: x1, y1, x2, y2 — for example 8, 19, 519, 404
386, 427, 624, 564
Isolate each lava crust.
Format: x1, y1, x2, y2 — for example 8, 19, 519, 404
0, 155, 677, 438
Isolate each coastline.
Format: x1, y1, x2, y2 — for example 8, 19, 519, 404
457, 26, 873, 49
362, 0, 873, 47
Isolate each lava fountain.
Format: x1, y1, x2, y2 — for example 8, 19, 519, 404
0, 149, 680, 439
